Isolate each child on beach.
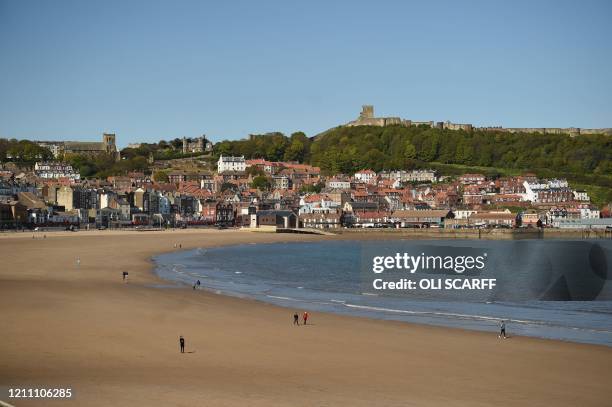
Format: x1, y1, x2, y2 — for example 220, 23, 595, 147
293, 313, 299, 325
303, 311, 309, 325
498, 320, 507, 339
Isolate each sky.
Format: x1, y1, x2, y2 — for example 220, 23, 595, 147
1, 0, 611, 147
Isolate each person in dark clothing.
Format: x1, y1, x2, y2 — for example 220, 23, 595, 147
180, 336, 185, 353
122, 271, 128, 281
293, 312, 299, 325
196, 280, 201, 287
499, 320, 507, 339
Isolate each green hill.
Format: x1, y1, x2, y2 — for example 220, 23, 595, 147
215, 125, 612, 205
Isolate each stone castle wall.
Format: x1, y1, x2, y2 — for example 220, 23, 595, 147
344, 105, 610, 137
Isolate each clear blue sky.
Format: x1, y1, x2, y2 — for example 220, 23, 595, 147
1, 0, 611, 147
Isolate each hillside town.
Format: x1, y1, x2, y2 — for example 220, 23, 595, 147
1, 151, 611, 232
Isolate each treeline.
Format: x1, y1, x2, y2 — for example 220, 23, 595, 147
309, 126, 611, 177
0, 139, 53, 163
214, 125, 612, 183
121, 137, 210, 161
215, 132, 311, 163
64, 153, 148, 179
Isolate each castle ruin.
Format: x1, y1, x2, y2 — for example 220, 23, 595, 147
344, 105, 611, 137
182, 135, 212, 154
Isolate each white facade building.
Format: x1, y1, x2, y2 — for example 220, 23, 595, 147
573, 190, 590, 202
354, 169, 377, 183
579, 205, 600, 219
523, 179, 573, 203
380, 170, 437, 183
34, 162, 80, 181
454, 209, 478, 220
272, 175, 291, 190
326, 179, 351, 189
217, 155, 246, 173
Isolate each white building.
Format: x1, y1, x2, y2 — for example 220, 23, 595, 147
272, 175, 291, 190
573, 190, 590, 202
381, 169, 437, 183
326, 179, 351, 189
217, 155, 246, 173
579, 205, 600, 219
354, 169, 377, 183
454, 209, 478, 220
523, 179, 571, 202
299, 194, 341, 215
34, 162, 80, 181
548, 179, 569, 188
99, 190, 114, 209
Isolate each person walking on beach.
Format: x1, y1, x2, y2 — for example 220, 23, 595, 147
293, 312, 299, 326
122, 271, 128, 282
196, 280, 201, 288
179, 336, 185, 353
303, 311, 309, 325
498, 320, 507, 339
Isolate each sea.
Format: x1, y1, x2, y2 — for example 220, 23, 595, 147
152, 239, 612, 346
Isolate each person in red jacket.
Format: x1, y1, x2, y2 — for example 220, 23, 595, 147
303, 311, 309, 325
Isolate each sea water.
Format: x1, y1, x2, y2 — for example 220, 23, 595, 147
153, 240, 612, 346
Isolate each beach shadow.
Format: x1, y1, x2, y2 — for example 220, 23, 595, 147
186, 351, 196, 353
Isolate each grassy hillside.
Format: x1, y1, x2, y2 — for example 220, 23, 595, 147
214, 125, 612, 205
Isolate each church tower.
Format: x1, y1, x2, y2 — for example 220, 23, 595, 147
102, 133, 117, 153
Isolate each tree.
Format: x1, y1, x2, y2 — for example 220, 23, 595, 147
404, 142, 417, 159
251, 175, 271, 191
246, 165, 266, 177
153, 170, 169, 183
284, 139, 305, 162
300, 183, 323, 193
171, 138, 183, 150
0, 140, 53, 163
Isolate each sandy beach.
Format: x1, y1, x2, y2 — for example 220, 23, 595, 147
1, 229, 611, 407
